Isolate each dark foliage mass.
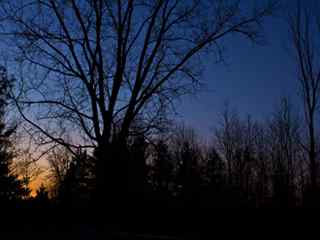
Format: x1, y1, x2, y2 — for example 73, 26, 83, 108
0, 67, 29, 206
41, 116, 320, 210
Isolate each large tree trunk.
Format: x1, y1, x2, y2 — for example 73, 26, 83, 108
95, 140, 129, 211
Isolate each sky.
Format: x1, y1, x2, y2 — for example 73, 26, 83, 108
5, 0, 317, 193
176, 0, 303, 140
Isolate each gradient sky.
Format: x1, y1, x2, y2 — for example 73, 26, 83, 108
11, 0, 316, 192
177, 0, 304, 139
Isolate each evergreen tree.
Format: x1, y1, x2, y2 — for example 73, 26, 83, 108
205, 147, 225, 189
0, 66, 28, 204
127, 135, 148, 203
151, 140, 174, 199
58, 150, 95, 207
34, 185, 49, 207
175, 140, 201, 206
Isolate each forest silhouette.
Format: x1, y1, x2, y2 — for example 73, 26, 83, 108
0, 0, 319, 237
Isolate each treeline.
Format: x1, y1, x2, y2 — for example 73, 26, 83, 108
0, 63, 318, 210
0, 92, 317, 210
44, 99, 317, 209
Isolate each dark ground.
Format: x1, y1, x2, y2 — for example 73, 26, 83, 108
0, 206, 313, 239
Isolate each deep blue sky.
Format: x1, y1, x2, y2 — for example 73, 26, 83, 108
177, 0, 303, 139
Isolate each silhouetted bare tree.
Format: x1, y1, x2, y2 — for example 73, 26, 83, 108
268, 97, 302, 207
215, 103, 242, 185
252, 123, 271, 207
288, 1, 320, 200
0, 0, 277, 204
47, 147, 72, 198
171, 125, 203, 207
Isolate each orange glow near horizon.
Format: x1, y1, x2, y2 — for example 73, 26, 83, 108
29, 178, 41, 197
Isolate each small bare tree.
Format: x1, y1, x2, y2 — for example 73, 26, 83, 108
288, 1, 320, 193
215, 103, 242, 184
47, 146, 72, 198
267, 97, 302, 206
